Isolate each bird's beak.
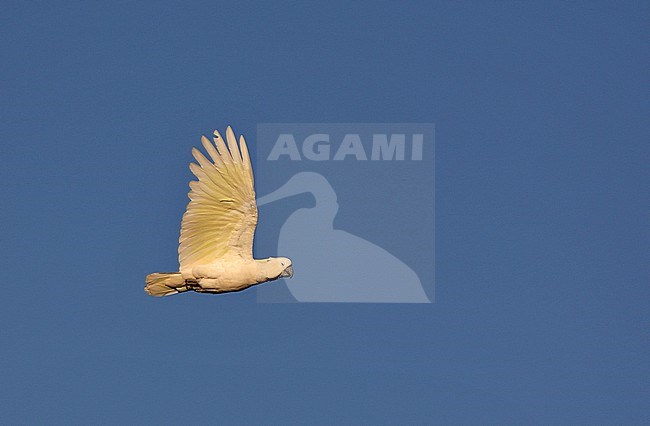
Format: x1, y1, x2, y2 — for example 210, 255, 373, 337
280, 265, 294, 278
257, 175, 309, 206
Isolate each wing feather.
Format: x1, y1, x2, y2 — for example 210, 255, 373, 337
178, 126, 258, 274
200, 136, 222, 166
239, 135, 254, 183
213, 130, 232, 164
226, 127, 241, 164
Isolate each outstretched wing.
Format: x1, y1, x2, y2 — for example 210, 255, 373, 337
178, 126, 257, 274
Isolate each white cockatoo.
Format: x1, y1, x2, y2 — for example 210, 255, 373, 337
145, 126, 293, 296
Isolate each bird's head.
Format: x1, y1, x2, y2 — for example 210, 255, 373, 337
258, 257, 293, 281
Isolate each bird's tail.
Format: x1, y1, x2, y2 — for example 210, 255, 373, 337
145, 272, 189, 297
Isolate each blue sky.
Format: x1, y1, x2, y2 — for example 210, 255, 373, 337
1, 1, 648, 423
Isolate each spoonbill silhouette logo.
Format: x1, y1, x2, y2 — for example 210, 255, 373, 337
257, 171, 431, 303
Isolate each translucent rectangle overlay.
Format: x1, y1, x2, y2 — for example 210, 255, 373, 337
254, 123, 435, 303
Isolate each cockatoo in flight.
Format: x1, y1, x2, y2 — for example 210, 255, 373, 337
145, 126, 293, 296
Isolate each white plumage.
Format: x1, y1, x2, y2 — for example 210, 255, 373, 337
145, 126, 293, 297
